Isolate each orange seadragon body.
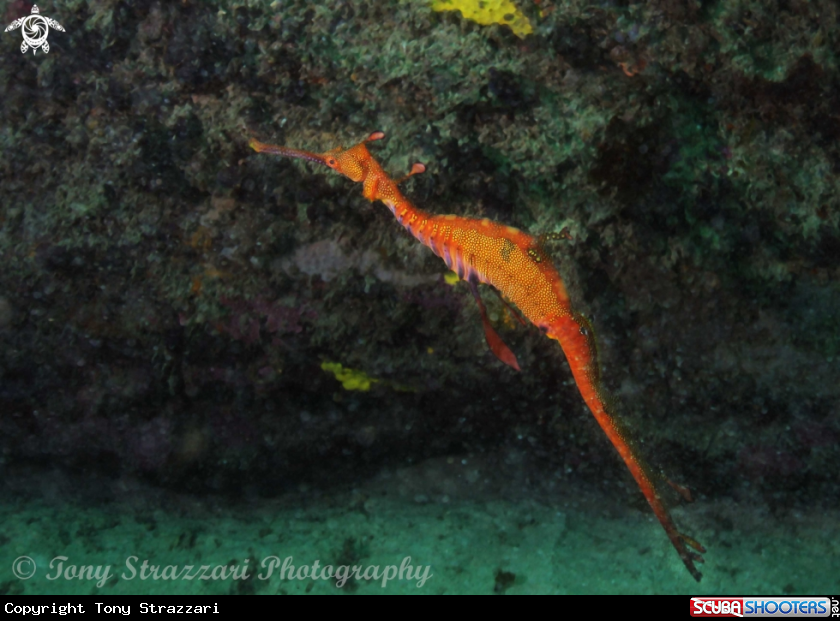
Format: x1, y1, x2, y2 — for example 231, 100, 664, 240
250, 132, 705, 581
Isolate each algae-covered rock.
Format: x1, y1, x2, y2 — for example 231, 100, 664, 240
0, 0, 837, 524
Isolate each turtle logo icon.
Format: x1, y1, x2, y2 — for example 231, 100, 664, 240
4, 4, 65, 55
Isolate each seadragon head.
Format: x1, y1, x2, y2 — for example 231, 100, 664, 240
248, 131, 388, 183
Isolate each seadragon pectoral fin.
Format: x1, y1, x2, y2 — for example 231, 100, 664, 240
468, 278, 520, 371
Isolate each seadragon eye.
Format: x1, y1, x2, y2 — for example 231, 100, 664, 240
326, 157, 337, 168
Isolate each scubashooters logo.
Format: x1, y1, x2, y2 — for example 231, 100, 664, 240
4, 4, 65, 55
690, 597, 831, 617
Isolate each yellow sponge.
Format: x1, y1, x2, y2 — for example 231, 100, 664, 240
321, 362, 379, 391
431, 0, 533, 38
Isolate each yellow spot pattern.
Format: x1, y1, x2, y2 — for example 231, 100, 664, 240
431, 0, 533, 38
439, 219, 571, 326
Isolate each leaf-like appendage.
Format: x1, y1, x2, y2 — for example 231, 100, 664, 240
43, 41, 49, 53
46, 18, 65, 31
5, 18, 23, 31
21, 41, 28, 53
